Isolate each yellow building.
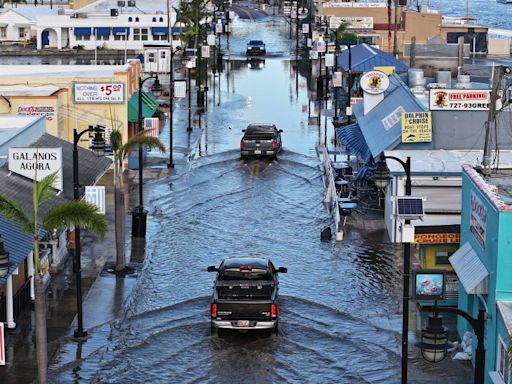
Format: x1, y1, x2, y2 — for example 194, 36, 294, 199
0, 60, 157, 148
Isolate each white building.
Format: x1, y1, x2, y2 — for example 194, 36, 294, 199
36, 0, 181, 51
0, 5, 58, 43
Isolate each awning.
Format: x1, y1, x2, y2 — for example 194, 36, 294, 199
128, 91, 158, 122
113, 27, 129, 36
94, 27, 111, 37
171, 26, 183, 35
449, 242, 489, 294
336, 123, 372, 162
151, 27, 168, 36
74, 27, 92, 36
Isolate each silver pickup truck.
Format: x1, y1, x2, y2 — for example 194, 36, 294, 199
240, 124, 283, 161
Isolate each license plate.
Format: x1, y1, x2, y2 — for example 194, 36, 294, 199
254, 150, 261, 154
237, 320, 250, 327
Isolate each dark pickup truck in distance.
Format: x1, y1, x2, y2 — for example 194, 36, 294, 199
207, 256, 287, 335
240, 124, 283, 161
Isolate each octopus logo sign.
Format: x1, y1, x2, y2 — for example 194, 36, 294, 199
360, 70, 390, 95
433, 91, 448, 108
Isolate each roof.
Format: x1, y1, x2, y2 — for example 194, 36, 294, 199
337, 44, 409, 73
352, 74, 427, 159
497, 301, 512, 336
0, 64, 131, 78
0, 6, 58, 21
384, 150, 512, 176
0, 133, 112, 216
463, 165, 512, 212
0, 85, 60, 97
76, 0, 179, 14
449, 242, 489, 294
0, 116, 39, 144
0, 216, 35, 288
222, 257, 269, 269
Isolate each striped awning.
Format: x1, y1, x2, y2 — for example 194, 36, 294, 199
113, 27, 129, 35
336, 123, 372, 162
74, 27, 92, 36
151, 27, 168, 35
94, 27, 111, 37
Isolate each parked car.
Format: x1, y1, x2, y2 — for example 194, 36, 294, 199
246, 40, 266, 56
207, 256, 287, 335
240, 124, 283, 161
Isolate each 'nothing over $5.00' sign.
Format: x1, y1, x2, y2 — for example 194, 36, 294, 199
74, 83, 125, 103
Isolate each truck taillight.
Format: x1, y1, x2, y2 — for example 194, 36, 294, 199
271, 140, 277, 150
211, 303, 217, 318
240, 140, 245, 149
271, 303, 278, 318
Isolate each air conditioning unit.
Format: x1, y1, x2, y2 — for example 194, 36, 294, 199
127, 0, 136, 6
111, 8, 119, 16
117, 0, 126, 6
57, 8, 65, 15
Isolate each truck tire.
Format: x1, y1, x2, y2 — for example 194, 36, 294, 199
274, 321, 279, 336
210, 323, 217, 336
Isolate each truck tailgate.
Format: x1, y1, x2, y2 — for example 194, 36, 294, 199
216, 300, 273, 320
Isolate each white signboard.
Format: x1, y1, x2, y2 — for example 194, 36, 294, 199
85, 186, 106, 214
202, 45, 210, 58
215, 23, 223, 34
174, 80, 187, 98
429, 89, 491, 110
333, 71, 342, 87
0, 323, 4, 366
325, 53, 335, 67
302, 23, 309, 34
8, 147, 63, 191
360, 70, 390, 94
470, 190, 487, 250
315, 40, 326, 53
74, 83, 125, 104
329, 16, 373, 29
207, 34, 216, 46
382, 105, 406, 130
17, 105, 55, 121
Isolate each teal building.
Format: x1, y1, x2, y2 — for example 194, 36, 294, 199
452, 164, 512, 383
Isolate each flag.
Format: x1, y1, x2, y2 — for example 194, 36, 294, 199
144, 117, 160, 138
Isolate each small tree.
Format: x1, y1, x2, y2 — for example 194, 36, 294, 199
109, 129, 165, 271
0, 172, 108, 384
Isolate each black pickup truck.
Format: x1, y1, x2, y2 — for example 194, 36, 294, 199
207, 256, 287, 335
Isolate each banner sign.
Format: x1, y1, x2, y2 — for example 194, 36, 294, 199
215, 23, 223, 34
429, 89, 491, 110
470, 190, 487, 249
17, 105, 55, 121
174, 80, 187, 98
207, 34, 216, 46
0, 323, 4, 366
325, 53, 335, 67
315, 40, 326, 53
302, 23, 309, 34
8, 147, 63, 191
323, 1, 386, 7
333, 72, 342, 87
74, 83, 125, 104
201, 45, 210, 58
414, 233, 460, 244
401, 111, 432, 143
85, 186, 106, 214
329, 16, 373, 29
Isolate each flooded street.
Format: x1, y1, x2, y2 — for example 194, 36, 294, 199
47, 8, 474, 384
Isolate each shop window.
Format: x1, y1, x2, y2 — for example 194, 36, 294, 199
135, 17, 140, 22
75, 35, 91, 41
159, 17, 164, 22
434, 251, 453, 266
148, 52, 155, 63
128, 17, 133, 22
19, 28, 26, 39
497, 336, 511, 384
153, 34, 166, 41
114, 34, 127, 41
152, 17, 156, 22
133, 28, 148, 41
1, 27, 7, 38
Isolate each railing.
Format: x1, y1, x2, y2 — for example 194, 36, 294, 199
318, 145, 342, 240
13, 278, 32, 320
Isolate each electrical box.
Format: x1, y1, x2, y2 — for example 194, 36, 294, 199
401, 224, 415, 243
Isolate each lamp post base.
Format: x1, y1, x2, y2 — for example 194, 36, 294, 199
167, 162, 175, 169
73, 329, 88, 339
131, 205, 147, 238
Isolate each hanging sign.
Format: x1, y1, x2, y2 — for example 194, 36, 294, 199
215, 23, 223, 34
429, 89, 491, 110
74, 83, 125, 103
202, 45, 210, 58
470, 191, 487, 250
401, 111, 432, 143
174, 80, 187, 98
360, 70, 390, 95
8, 147, 63, 191
325, 53, 335, 67
207, 34, 216, 46
315, 40, 326, 53
85, 186, 106, 215
302, 23, 309, 34
414, 233, 460, 244
333, 71, 342, 87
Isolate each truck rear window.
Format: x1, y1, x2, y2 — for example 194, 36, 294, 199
219, 268, 273, 281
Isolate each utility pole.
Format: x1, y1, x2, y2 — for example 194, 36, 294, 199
483, 65, 504, 175
393, 0, 398, 57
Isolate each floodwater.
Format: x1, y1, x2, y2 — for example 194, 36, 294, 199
48, 9, 473, 384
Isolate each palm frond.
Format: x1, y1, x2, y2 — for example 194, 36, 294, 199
0, 194, 33, 233
34, 172, 59, 208
43, 201, 108, 240
110, 129, 124, 159
123, 133, 166, 156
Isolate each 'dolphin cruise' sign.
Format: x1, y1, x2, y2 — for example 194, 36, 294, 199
8, 148, 63, 191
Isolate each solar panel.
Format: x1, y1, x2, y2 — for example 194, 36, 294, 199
397, 198, 424, 216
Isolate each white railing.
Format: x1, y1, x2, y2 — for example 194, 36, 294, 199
318, 145, 343, 241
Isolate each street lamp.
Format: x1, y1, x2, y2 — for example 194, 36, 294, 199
132, 74, 163, 239
73, 125, 106, 338
167, 45, 182, 169
371, 156, 411, 384
186, 59, 195, 132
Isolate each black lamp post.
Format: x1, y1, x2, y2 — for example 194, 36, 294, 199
372, 156, 411, 384
167, 45, 181, 169
73, 125, 106, 338
132, 75, 163, 239
418, 306, 486, 384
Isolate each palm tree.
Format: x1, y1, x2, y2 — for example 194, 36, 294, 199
0, 172, 108, 384
174, 0, 209, 50
109, 129, 166, 271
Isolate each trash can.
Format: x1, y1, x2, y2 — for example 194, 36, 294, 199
132, 205, 147, 238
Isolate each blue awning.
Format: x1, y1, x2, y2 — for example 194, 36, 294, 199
113, 27, 129, 35
74, 27, 91, 36
151, 27, 168, 36
171, 26, 183, 35
336, 123, 372, 162
94, 27, 111, 37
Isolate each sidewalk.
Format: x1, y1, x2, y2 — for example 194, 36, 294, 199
0, 112, 202, 384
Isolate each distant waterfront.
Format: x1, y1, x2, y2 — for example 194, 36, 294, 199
425, 0, 512, 30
